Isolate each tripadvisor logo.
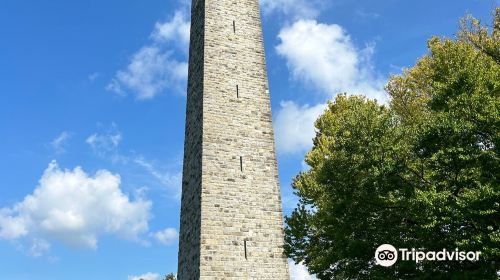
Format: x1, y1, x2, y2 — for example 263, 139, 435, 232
375, 244, 481, 267
375, 244, 398, 267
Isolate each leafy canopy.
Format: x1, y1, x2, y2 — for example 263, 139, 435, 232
285, 9, 500, 279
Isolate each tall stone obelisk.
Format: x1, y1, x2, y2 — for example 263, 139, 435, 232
177, 0, 290, 278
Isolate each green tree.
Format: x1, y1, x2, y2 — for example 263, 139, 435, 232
164, 273, 176, 280
285, 9, 500, 279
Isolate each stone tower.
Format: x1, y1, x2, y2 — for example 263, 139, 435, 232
177, 0, 290, 279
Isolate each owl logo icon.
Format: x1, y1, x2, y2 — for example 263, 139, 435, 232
375, 244, 398, 267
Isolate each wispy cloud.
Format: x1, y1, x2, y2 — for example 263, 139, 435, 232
355, 9, 381, 20
134, 156, 182, 197
107, 9, 190, 99
152, 227, 178, 246
50, 131, 72, 154
85, 123, 182, 198
88, 72, 100, 82
29, 238, 51, 257
260, 0, 327, 20
86, 123, 125, 163
151, 10, 190, 52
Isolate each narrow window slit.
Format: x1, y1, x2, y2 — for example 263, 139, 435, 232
244, 239, 248, 260
240, 156, 243, 172
236, 85, 239, 98
233, 21, 236, 33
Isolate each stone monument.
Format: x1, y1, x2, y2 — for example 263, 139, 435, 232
177, 0, 290, 278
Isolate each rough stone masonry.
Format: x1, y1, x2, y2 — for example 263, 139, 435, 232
177, 0, 290, 279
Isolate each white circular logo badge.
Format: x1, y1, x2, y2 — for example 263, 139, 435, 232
375, 244, 398, 267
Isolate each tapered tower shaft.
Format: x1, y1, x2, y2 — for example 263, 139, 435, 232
178, 0, 289, 278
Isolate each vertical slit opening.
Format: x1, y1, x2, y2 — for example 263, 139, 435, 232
236, 85, 239, 98
244, 239, 248, 260
233, 20, 236, 33
240, 156, 243, 172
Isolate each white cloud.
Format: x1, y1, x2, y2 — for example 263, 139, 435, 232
0, 209, 28, 239
260, 0, 325, 19
0, 161, 152, 253
29, 238, 50, 257
86, 123, 124, 162
51, 131, 71, 154
86, 132, 121, 152
134, 156, 182, 197
128, 272, 160, 280
276, 20, 387, 102
152, 10, 190, 52
289, 261, 317, 280
274, 20, 387, 154
107, 46, 188, 100
108, 9, 190, 99
274, 101, 326, 154
153, 227, 178, 246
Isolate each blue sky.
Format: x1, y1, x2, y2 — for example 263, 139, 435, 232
0, 0, 497, 279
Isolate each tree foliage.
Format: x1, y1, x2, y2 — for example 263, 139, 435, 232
285, 9, 500, 279
164, 273, 176, 280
